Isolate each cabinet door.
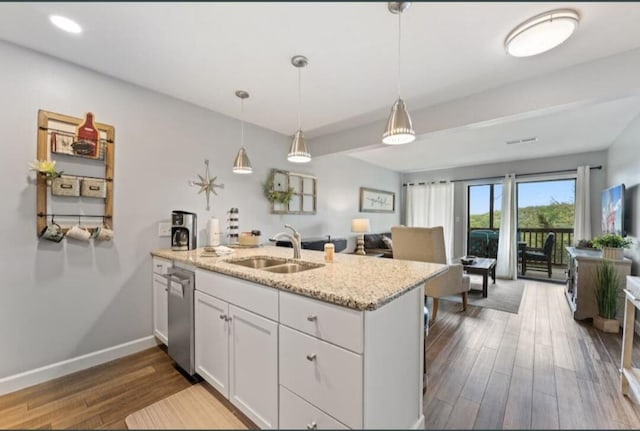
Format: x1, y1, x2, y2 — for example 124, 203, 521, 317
152, 274, 168, 345
194, 291, 230, 397
229, 305, 278, 429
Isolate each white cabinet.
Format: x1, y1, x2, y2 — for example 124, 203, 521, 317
194, 271, 278, 429
229, 305, 278, 429
279, 386, 348, 430
194, 291, 229, 396
152, 257, 170, 345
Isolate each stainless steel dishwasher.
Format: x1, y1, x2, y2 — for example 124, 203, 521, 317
164, 266, 196, 376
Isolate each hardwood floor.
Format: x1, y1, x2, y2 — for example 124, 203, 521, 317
2, 279, 639, 430
425, 278, 640, 429
0, 346, 194, 429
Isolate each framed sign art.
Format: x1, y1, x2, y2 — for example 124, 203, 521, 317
359, 187, 395, 213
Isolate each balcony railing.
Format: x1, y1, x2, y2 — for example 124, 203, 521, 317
468, 227, 574, 267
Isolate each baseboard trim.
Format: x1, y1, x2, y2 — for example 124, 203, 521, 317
412, 415, 425, 429
0, 335, 159, 396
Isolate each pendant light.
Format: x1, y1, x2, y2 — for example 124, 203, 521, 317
288, 55, 311, 163
232, 90, 252, 174
383, 2, 415, 145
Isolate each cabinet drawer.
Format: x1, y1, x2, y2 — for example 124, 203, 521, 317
152, 257, 171, 275
196, 269, 278, 321
280, 291, 363, 353
279, 385, 348, 430
279, 325, 363, 429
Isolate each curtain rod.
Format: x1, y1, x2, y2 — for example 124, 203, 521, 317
402, 165, 602, 186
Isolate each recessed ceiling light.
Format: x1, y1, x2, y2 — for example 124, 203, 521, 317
505, 9, 579, 57
49, 15, 83, 34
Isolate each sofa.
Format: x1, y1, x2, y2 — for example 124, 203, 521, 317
363, 232, 393, 258
276, 236, 347, 253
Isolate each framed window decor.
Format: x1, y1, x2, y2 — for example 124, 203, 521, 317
359, 187, 395, 213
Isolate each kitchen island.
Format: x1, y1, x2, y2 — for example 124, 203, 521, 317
151, 246, 446, 429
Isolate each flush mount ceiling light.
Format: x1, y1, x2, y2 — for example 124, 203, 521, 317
505, 9, 579, 57
288, 55, 311, 163
49, 15, 83, 34
232, 90, 252, 174
382, 2, 415, 146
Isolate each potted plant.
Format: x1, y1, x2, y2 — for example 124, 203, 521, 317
591, 233, 632, 260
593, 260, 621, 333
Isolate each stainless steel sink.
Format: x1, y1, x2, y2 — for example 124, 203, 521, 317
225, 256, 324, 274
226, 256, 288, 269
263, 262, 324, 274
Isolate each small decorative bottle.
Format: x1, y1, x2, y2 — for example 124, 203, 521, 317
324, 243, 335, 263
226, 208, 239, 245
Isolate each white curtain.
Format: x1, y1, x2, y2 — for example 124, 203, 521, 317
496, 174, 517, 279
405, 182, 455, 262
574, 165, 591, 244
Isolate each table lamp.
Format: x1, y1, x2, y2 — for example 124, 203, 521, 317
351, 218, 370, 255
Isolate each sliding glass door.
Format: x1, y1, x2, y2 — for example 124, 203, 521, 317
517, 179, 575, 281
467, 183, 502, 257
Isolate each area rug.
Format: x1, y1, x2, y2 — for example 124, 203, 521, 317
125, 384, 248, 429
438, 274, 525, 314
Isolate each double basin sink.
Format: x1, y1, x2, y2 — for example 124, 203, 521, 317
225, 256, 324, 274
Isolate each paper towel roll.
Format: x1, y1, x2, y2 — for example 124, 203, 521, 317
207, 218, 220, 246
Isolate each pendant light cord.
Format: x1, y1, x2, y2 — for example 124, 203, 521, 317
240, 98, 245, 148
297, 67, 302, 131
397, 11, 401, 98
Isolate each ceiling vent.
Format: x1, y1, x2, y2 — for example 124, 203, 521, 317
506, 136, 538, 145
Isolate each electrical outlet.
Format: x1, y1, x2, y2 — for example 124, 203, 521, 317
158, 222, 171, 237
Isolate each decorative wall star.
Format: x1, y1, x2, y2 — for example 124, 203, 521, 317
189, 159, 224, 210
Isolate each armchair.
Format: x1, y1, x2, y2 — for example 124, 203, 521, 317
391, 226, 470, 323
522, 232, 555, 278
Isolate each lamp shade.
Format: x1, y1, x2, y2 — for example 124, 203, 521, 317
351, 218, 371, 233
382, 98, 415, 145
232, 147, 252, 174
288, 130, 311, 163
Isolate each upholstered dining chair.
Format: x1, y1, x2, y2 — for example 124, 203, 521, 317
391, 226, 470, 323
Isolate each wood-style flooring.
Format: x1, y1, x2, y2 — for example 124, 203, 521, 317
425, 279, 640, 429
1, 279, 639, 429
0, 346, 194, 429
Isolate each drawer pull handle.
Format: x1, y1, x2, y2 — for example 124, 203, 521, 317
164, 287, 168, 292
306, 422, 317, 430
220, 314, 226, 320
307, 315, 317, 322
156, 264, 163, 268
306, 353, 316, 361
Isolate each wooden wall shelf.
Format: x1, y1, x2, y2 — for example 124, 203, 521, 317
36, 110, 115, 234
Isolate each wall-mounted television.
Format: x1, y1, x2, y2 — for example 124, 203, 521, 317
601, 183, 625, 235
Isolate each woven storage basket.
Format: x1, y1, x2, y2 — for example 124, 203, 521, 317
80, 178, 107, 198
51, 176, 80, 197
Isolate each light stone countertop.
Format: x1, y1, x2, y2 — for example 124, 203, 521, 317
151, 246, 447, 311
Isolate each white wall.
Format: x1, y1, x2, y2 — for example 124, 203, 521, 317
0, 41, 399, 380
607, 114, 640, 275
401, 150, 607, 259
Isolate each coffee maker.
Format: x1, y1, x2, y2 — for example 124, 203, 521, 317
171, 211, 197, 251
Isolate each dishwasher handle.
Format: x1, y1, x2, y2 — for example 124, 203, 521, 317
162, 273, 190, 287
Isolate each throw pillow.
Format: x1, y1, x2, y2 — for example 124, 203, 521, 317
382, 236, 393, 250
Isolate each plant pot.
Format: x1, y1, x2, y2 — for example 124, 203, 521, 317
602, 247, 624, 260
593, 315, 620, 333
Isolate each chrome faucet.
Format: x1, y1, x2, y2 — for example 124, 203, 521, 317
270, 224, 302, 260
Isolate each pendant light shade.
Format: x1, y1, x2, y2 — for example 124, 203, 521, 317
232, 90, 252, 174
383, 2, 415, 145
288, 55, 311, 163
288, 130, 311, 163
383, 98, 415, 145
232, 147, 252, 174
